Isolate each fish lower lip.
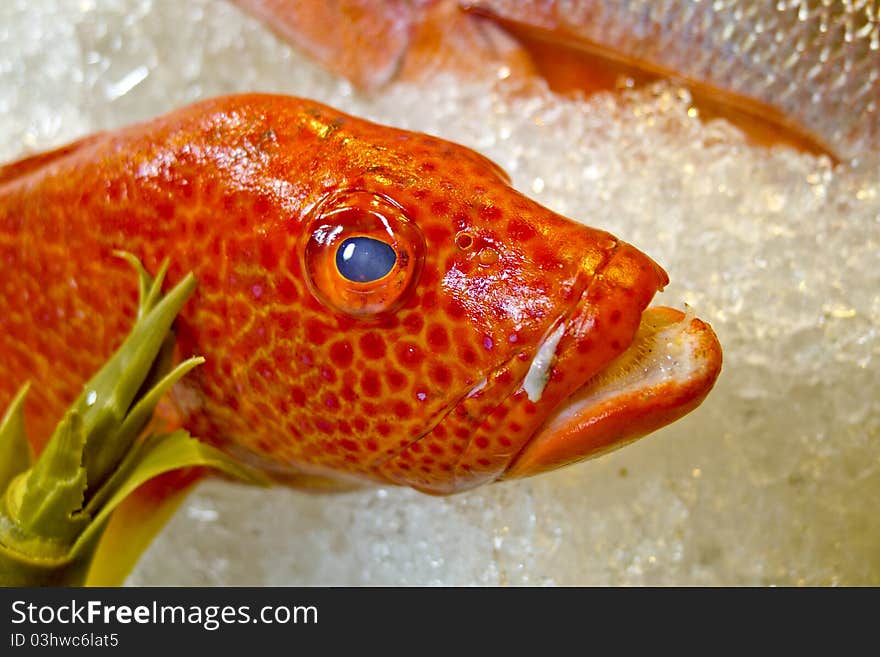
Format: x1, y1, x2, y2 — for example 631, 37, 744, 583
503, 306, 722, 480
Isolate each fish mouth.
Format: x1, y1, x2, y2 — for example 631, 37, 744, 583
502, 305, 722, 480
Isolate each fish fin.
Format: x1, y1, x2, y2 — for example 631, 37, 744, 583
148, 393, 187, 435
233, 0, 534, 89
217, 442, 365, 492
0, 134, 104, 185
396, 2, 535, 85
84, 468, 204, 586
233, 0, 418, 89
265, 470, 365, 493
468, 5, 836, 158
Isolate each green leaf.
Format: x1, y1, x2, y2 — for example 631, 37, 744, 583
78, 267, 196, 493
75, 430, 266, 561
0, 431, 265, 586
0, 383, 32, 491
113, 251, 166, 319
0, 252, 265, 586
8, 411, 90, 544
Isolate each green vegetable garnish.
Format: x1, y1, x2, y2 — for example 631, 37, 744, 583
0, 254, 265, 586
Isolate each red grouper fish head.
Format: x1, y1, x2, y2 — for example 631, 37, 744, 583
159, 97, 721, 494
0, 95, 721, 495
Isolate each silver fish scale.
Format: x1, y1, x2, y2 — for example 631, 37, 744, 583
476, 0, 879, 159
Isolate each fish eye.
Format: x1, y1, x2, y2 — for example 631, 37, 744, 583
335, 236, 397, 282
302, 189, 425, 317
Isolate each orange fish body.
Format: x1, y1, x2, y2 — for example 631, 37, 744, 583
0, 94, 720, 495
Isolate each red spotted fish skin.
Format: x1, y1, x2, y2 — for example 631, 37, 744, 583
0, 94, 667, 494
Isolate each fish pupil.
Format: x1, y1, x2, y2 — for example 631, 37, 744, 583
335, 236, 397, 282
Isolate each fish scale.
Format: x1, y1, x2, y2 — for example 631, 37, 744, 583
473, 0, 879, 158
